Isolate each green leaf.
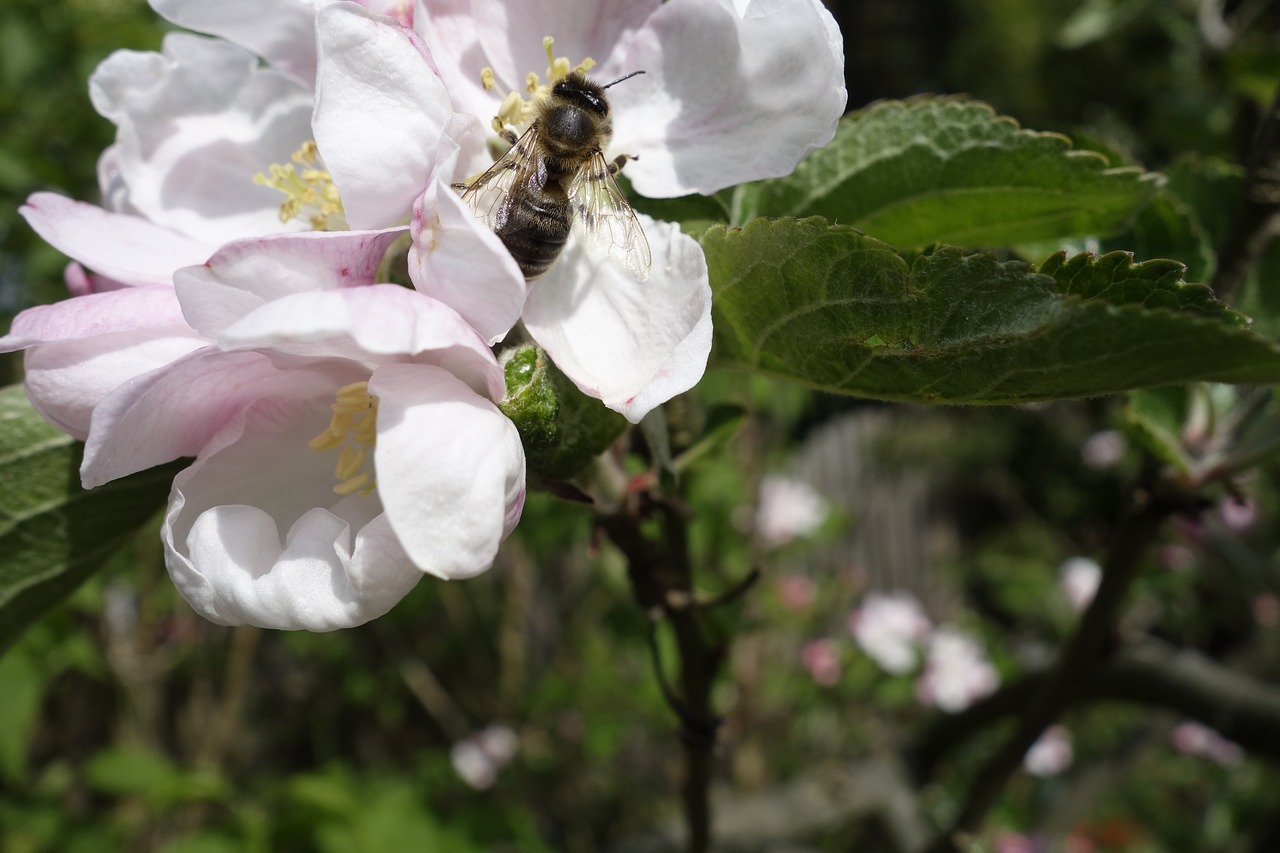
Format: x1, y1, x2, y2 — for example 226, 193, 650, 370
1123, 387, 1193, 473
739, 97, 1156, 249
0, 385, 177, 655
703, 218, 1280, 403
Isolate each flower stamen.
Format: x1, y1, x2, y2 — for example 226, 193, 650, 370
254, 142, 349, 231
478, 36, 596, 137
309, 381, 379, 496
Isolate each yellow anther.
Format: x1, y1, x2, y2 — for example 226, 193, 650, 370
335, 446, 366, 480
310, 382, 379, 496
525, 71, 540, 94
254, 142, 348, 231
481, 66, 496, 91
308, 430, 344, 451
333, 473, 371, 496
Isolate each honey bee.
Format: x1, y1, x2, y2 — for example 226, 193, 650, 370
455, 70, 651, 282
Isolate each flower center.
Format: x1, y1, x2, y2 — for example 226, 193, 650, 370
308, 381, 378, 495
482, 36, 596, 136
254, 141, 348, 231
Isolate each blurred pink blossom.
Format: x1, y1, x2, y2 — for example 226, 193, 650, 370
451, 724, 520, 790
774, 574, 817, 612
1253, 593, 1280, 628
1219, 496, 1258, 531
916, 628, 999, 712
849, 591, 932, 675
1023, 725, 1073, 777
1081, 430, 1125, 469
801, 639, 841, 686
755, 475, 830, 548
1171, 721, 1243, 766
1059, 556, 1102, 613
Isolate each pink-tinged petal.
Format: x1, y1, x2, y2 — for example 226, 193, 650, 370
174, 228, 407, 337
21, 193, 213, 287
609, 0, 845, 196
64, 263, 130, 296
148, 0, 320, 86
218, 285, 504, 400
162, 386, 422, 630
1, 286, 190, 349
21, 333, 208, 440
407, 147, 526, 344
89, 34, 314, 243
313, 2, 453, 229
369, 362, 525, 580
523, 215, 711, 423
82, 349, 338, 487
464, 0, 659, 99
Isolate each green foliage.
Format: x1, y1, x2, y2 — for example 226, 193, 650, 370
0, 385, 176, 655
739, 98, 1156, 248
703, 218, 1280, 403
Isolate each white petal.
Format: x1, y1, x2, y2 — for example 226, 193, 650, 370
1, 287, 204, 439
174, 228, 406, 338
523, 216, 711, 423
313, 2, 453, 229
369, 362, 525, 580
81, 349, 338, 487
89, 33, 314, 242
218, 285, 504, 400
162, 384, 421, 630
465, 0, 659, 98
148, 0, 320, 86
407, 146, 527, 345
609, 0, 845, 196
412, 0, 493, 119
20, 193, 213, 287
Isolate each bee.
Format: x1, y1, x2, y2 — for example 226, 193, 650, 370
455, 70, 651, 282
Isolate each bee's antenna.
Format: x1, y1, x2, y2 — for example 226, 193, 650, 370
602, 70, 645, 89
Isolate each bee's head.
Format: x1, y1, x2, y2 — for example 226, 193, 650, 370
551, 72, 610, 117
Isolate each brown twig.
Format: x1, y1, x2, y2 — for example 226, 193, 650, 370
924, 481, 1182, 852
599, 495, 725, 853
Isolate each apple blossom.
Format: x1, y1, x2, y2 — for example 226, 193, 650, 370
74, 241, 525, 630
915, 627, 1000, 713
848, 591, 932, 675
754, 474, 830, 548
1059, 556, 1102, 614
1023, 725, 1073, 777
313, 0, 845, 422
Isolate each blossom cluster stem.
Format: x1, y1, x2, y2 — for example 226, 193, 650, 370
925, 479, 1180, 852
600, 496, 722, 853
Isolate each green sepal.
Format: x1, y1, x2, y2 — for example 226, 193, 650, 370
498, 345, 628, 483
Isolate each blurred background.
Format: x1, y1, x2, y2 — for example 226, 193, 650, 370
2, 1, 1279, 851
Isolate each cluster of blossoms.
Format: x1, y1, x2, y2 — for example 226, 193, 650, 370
2, 0, 845, 629
848, 591, 1001, 712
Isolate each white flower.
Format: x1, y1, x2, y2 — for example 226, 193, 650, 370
312, 0, 845, 421
1023, 725, 1073, 777
451, 724, 520, 790
754, 474, 829, 548
1059, 556, 1102, 613
915, 628, 999, 712
66, 237, 525, 631
848, 591, 933, 675
1171, 722, 1244, 767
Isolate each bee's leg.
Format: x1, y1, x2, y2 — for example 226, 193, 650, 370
608, 153, 639, 176
501, 128, 519, 147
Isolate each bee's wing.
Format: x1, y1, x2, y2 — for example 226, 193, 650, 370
457, 126, 544, 231
568, 151, 652, 282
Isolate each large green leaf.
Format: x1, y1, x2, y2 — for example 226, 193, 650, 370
704, 218, 1280, 403
0, 385, 176, 655
740, 97, 1156, 249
